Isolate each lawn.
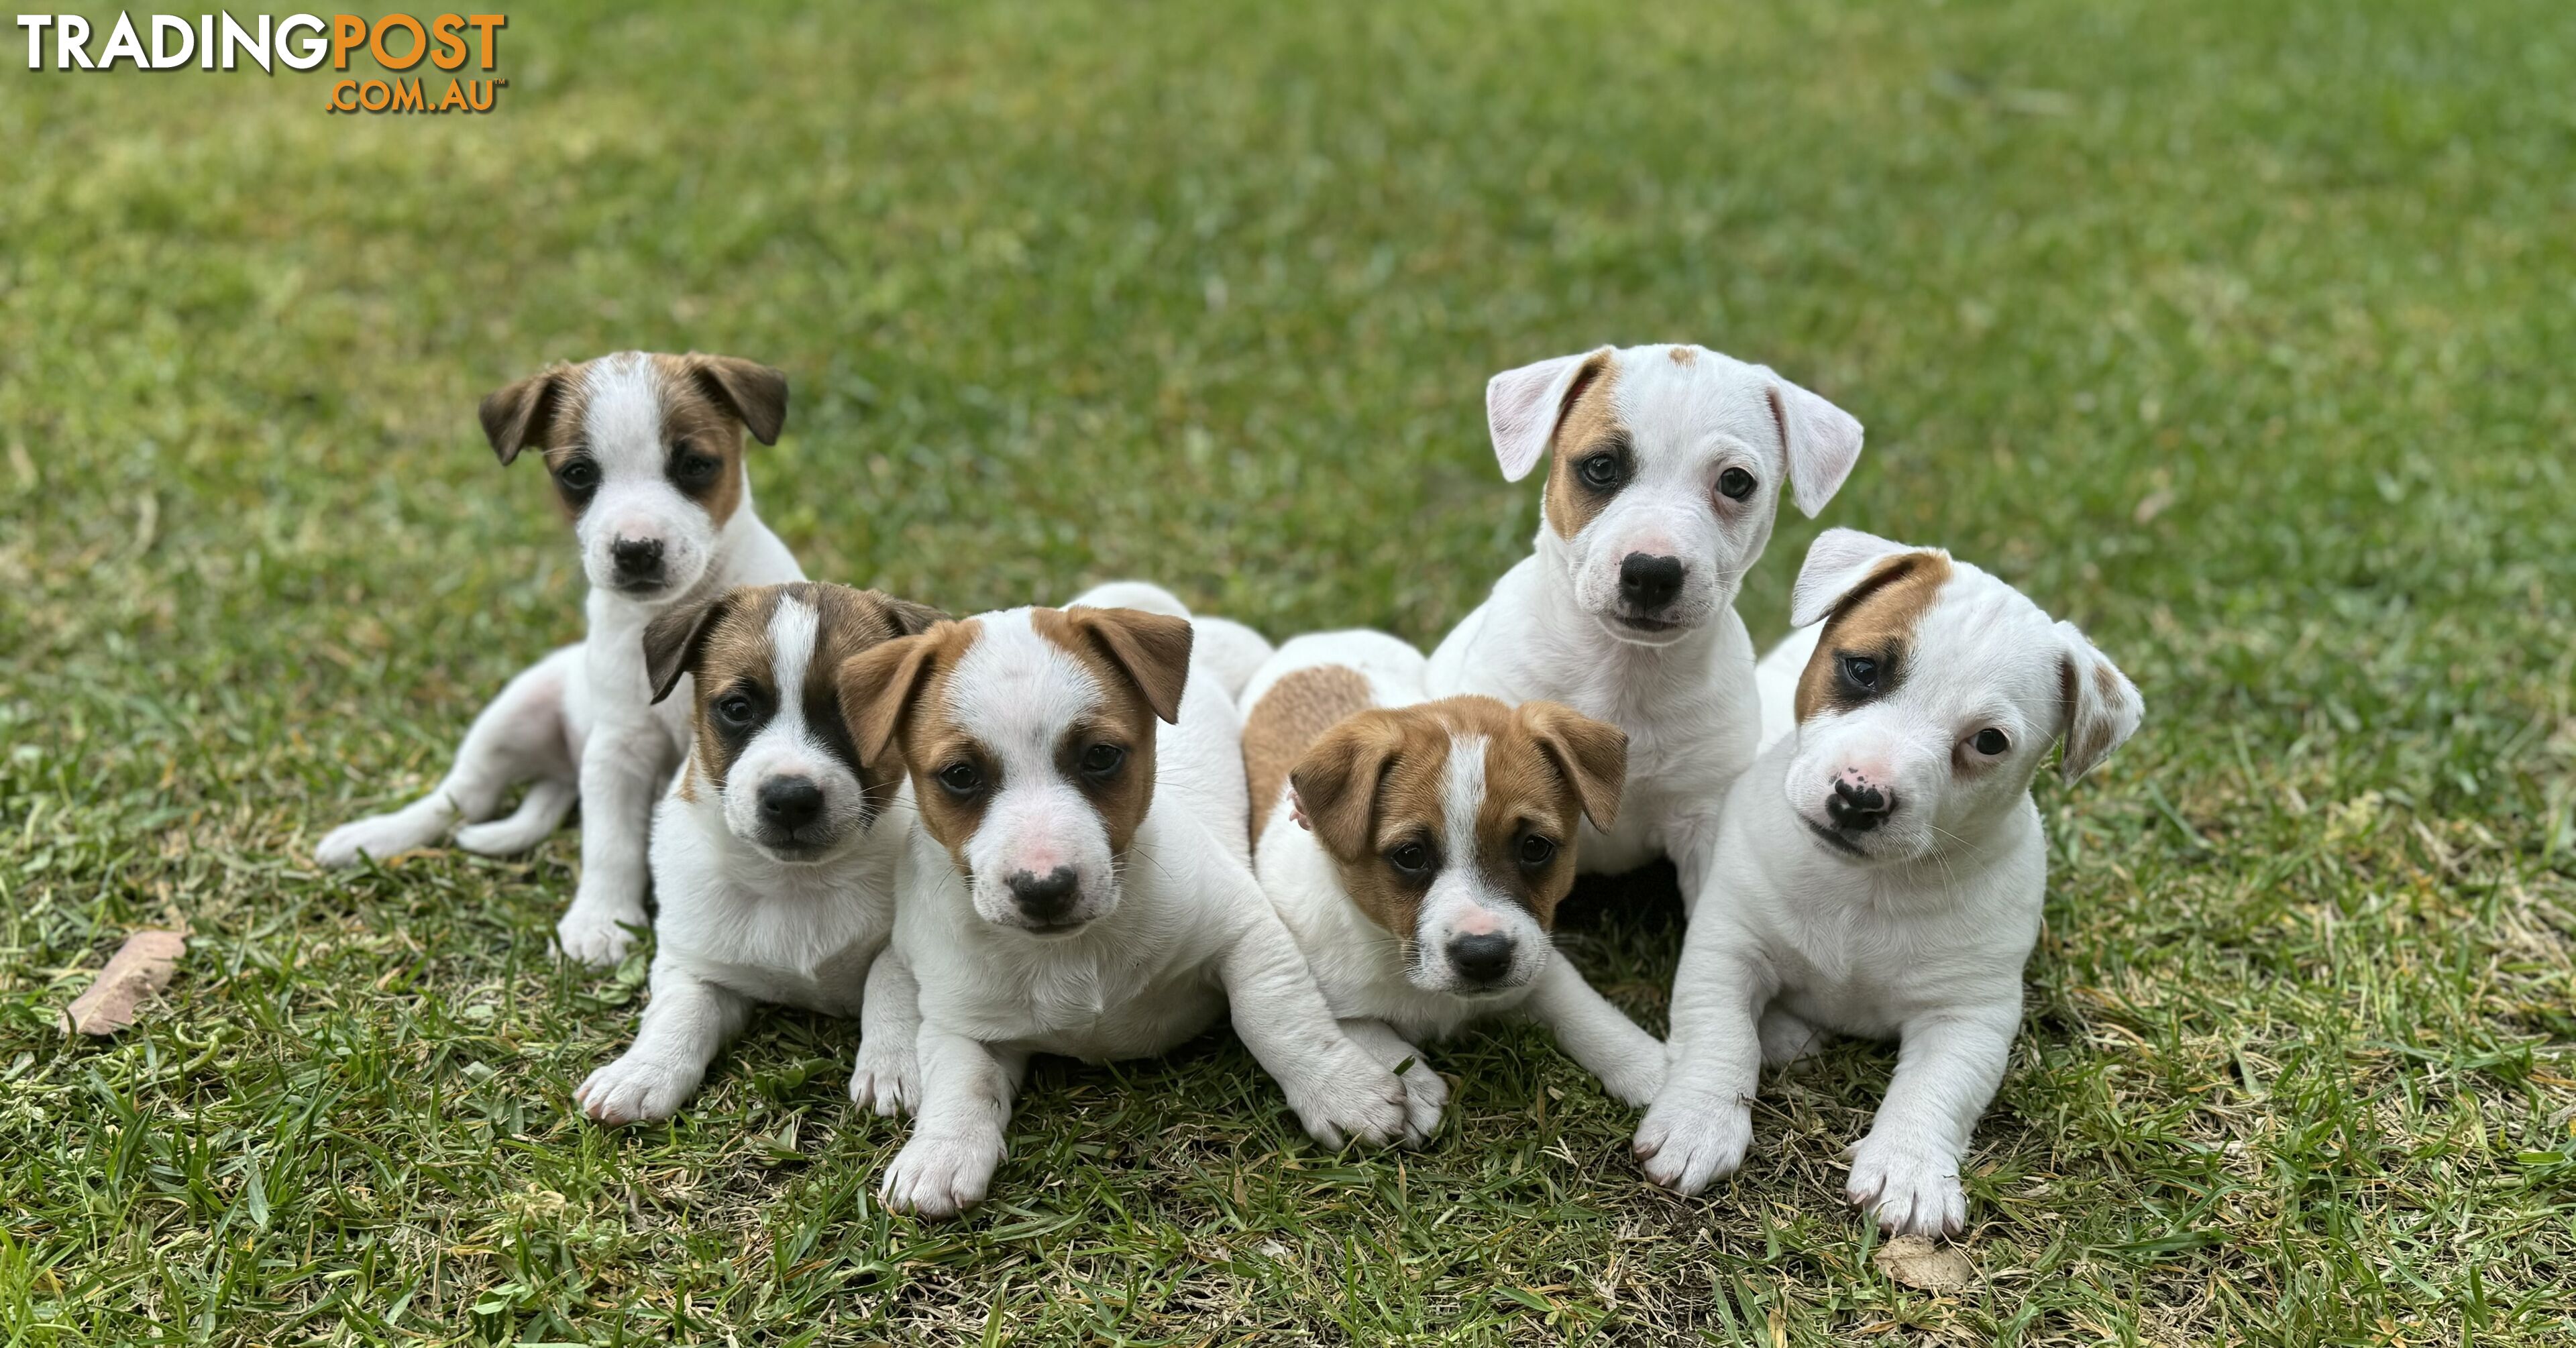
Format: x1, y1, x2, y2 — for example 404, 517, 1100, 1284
4, 0, 2574, 1342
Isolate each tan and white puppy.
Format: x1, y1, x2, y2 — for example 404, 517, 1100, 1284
1425, 345, 1864, 907
316, 353, 804, 967
840, 585, 1411, 1218
575, 581, 941, 1123
1637, 529, 2144, 1235
1241, 632, 1666, 1136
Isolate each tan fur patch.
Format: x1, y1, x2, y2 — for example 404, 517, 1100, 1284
1242, 665, 1377, 843
1794, 552, 1955, 722
2061, 655, 2115, 775
1667, 345, 1697, 366
678, 583, 934, 816
841, 618, 989, 875
1027, 607, 1174, 857
647, 353, 749, 528
1541, 354, 1623, 541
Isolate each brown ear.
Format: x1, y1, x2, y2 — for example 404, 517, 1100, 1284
1517, 699, 1627, 831
478, 366, 569, 465
688, 355, 790, 446
1069, 607, 1193, 724
1289, 714, 1399, 861
880, 596, 948, 638
642, 589, 737, 705
837, 630, 943, 767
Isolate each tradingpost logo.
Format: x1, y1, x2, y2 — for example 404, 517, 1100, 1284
17, 11, 510, 113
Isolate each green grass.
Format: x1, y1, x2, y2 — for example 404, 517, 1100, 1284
4, 0, 2574, 1341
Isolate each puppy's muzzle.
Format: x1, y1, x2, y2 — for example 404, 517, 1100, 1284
1004, 866, 1083, 928
1444, 932, 1517, 989
1615, 551, 1688, 630
610, 536, 666, 591
1826, 773, 1896, 834
758, 775, 824, 831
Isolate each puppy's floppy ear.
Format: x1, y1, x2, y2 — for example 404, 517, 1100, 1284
1759, 368, 1865, 518
837, 629, 945, 767
642, 589, 737, 705
2055, 621, 2143, 783
1067, 606, 1194, 724
1290, 714, 1400, 861
1515, 700, 1627, 832
1486, 347, 1615, 483
478, 365, 569, 466
878, 596, 947, 638
1788, 527, 1931, 628
686, 355, 790, 446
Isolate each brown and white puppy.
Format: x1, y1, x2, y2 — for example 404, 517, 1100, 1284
1639, 529, 2144, 1235
316, 353, 804, 968
576, 581, 941, 1124
841, 584, 1412, 1218
1242, 630, 1668, 1139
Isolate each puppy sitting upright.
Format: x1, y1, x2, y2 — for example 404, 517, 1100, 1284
1636, 528, 2145, 1235
317, 353, 804, 966
839, 585, 1412, 1218
1242, 632, 1667, 1135
1424, 345, 1863, 905
574, 581, 939, 1124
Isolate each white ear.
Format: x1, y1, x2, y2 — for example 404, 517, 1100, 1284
1486, 347, 1614, 482
1761, 370, 1864, 517
1788, 527, 1916, 628
2056, 621, 2144, 783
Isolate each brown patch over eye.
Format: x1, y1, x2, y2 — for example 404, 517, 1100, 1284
649, 355, 749, 526
1794, 551, 1954, 723
1541, 355, 1623, 541
1026, 607, 1169, 857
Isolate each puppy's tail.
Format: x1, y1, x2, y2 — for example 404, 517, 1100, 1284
1065, 581, 1275, 701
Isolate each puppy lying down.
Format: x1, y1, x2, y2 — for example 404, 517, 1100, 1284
1240, 630, 1666, 1138
1638, 528, 2143, 1235
839, 585, 1415, 1218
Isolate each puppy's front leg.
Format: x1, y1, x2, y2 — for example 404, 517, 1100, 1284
879, 1028, 1026, 1219
1522, 953, 1666, 1107
850, 944, 922, 1117
1216, 913, 1411, 1149
558, 724, 665, 966
1844, 1003, 2019, 1238
1633, 929, 1774, 1194
574, 960, 751, 1125
1336, 1017, 1447, 1143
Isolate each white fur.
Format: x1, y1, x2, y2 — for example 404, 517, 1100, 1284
1246, 632, 1664, 1139
319, 354, 804, 969
877, 593, 1411, 1218
1638, 531, 2144, 1236
575, 596, 903, 1125
1427, 345, 1863, 904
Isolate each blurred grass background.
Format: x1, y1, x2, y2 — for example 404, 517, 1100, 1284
3, 1, 2574, 1343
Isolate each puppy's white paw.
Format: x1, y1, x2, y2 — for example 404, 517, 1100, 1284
1285, 1042, 1412, 1149
849, 1040, 919, 1117
555, 896, 644, 967
1845, 1133, 1966, 1237
1632, 1095, 1752, 1194
1390, 1056, 1448, 1145
316, 812, 437, 868
1591, 1039, 1668, 1108
575, 1054, 700, 1125
879, 1133, 1002, 1219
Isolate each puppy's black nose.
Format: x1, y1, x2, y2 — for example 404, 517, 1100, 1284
1618, 553, 1686, 610
1005, 866, 1081, 922
611, 537, 664, 577
758, 776, 824, 830
1827, 777, 1894, 832
1446, 932, 1516, 985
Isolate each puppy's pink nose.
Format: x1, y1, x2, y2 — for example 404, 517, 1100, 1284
1452, 907, 1503, 937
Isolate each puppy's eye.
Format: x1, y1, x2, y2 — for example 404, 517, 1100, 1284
1970, 728, 2010, 756
1577, 453, 1625, 491
555, 459, 600, 492
937, 762, 984, 796
1839, 655, 1879, 691
1385, 841, 1434, 877
714, 692, 759, 727
670, 443, 722, 490
1517, 834, 1558, 868
1079, 743, 1125, 777
1716, 467, 1757, 501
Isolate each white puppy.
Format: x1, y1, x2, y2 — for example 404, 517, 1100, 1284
1635, 528, 2145, 1235
838, 587, 1413, 1217
317, 353, 805, 966
1425, 345, 1864, 903
1241, 632, 1666, 1137
573, 581, 941, 1124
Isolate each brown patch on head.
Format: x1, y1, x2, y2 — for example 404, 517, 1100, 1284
1470, 699, 1623, 931
1028, 606, 1192, 856
1242, 665, 1377, 844
476, 353, 788, 528
839, 618, 987, 872
1667, 345, 1697, 366
480, 362, 596, 522
1794, 551, 1955, 722
1540, 353, 1625, 542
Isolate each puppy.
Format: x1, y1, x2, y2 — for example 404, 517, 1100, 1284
317, 352, 804, 966
574, 581, 940, 1123
1635, 528, 2145, 1235
1242, 631, 1666, 1136
1424, 345, 1864, 904
839, 585, 1412, 1217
